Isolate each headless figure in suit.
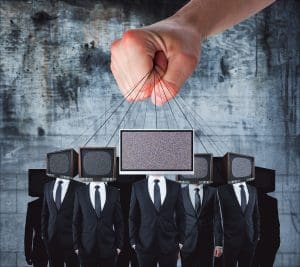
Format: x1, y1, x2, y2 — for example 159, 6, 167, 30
73, 182, 124, 267
24, 198, 48, 267
251, 192, 280, 267
181, 184, 223, 267
129, 176, 186, 267
41, 178, 82, 267
218, 183, 260, 267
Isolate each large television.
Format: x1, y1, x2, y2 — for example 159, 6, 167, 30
115, 157, 146, 183
248, 166, 275, 193
223, 152, 255, 183
119, 129, 194, 175
79, 147, 116, 181
177, 153, 213, 184
47, 149, 78, 178
28, 169, 55, 197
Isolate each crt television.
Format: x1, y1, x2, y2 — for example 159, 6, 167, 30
248, 166, 275, 193
223, 152, 255, 184
177, 153, 213, 184
28, 169, 55, 197
47, 149, 78, 178
79, 147, 116, 181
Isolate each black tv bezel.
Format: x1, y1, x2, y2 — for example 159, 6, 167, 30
79, 147, 116, 179
176, 153, 213, 184
46, 148, 78, 178
225, 152, 255, 184
28, 168, 55, 197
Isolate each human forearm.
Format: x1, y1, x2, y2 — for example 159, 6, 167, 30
171, 0, 275, 39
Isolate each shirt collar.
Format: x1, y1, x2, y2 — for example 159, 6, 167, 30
90, 181, 106, 189
56, 177, 70, 185
148, 175, 165, 184
233, 181, 247, 188
189, 184, 203, 190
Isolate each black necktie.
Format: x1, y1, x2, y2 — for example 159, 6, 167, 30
194, 188, 201, 214
55, 181, 63, 210
95, 185, 101, 217
240, 184, 246, 213
154, 179, 161, 211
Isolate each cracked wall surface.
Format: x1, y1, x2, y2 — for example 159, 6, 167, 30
0, 0, 299, 266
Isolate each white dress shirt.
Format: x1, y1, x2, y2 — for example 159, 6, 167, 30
188, 184, 204, 209
233, 182, 249, 206
147, 176, 167, 205
89, 182, 106, 210
53, 178, 70, 203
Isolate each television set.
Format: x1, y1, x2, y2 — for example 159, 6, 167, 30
79, 147, 116, 181
248, 166, 275, 193
47, 149, 78, 178
212, 156, 227, 185
119, 129, 194, 175
177, 153, 213, 184
223, 152, 255, 183
28, 169, 55, 197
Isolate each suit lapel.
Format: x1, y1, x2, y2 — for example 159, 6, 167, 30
100, 185, 110, 218
228, 184, 244, 214
86, 184, 100, 218
143, 179, 159, 213
49, 181, 57, 211
183, 187, 197, 216
60, 180, 73, 209
245, 185, 254, 214
199, 185, 209, 216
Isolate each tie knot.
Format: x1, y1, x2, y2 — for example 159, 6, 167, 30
239, 184, 244, 189
194, 188, 200, 192
58, 181, 63, 185
95, 185, 100, 190
154, 179, 160, 184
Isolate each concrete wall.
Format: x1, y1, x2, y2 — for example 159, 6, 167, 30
0, 0, 299, 266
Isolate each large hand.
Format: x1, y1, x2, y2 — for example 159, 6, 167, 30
110, 16, 202, 106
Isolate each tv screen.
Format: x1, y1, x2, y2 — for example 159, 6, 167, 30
115, 157, 146, 183
177, 154, 212, 184
120, 129, 194, 175
47, 149, 78, 178
247, 166, 275, 193
224, 152, 255, 183
28, 169, 55, 197
79, 147, 116, 179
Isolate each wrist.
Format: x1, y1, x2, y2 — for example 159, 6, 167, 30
170, 1, 207, 41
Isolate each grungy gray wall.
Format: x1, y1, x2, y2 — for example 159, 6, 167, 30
0, 0, 299, 266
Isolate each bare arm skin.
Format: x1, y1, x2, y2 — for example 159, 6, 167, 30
110, 0, 275, 106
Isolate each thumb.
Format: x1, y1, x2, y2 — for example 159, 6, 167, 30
151, 52, 198, 106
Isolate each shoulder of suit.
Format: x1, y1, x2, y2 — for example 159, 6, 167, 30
205, 185, 217, 192
217, 184, 231, 192
181, 185, 189, 192
132, 179, 145, 188
107, 185, 120, 192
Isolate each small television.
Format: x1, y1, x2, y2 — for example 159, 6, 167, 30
119, 129, 194, 175
79, 147, 116, 181
28, 169, 55, 197
223, 152, 255, 183
212, 156, 227, 185
177, 154, 213, 184
47, 149, 78, 178
248, 166, 275, 193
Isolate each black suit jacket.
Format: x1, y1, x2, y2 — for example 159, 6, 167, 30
181, 185, 223, 253
73, 184, 124, 257
24, 198, 48, 262
41, 179, 83, 249
218, 184, 260, 249
129, 179, 185, 254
